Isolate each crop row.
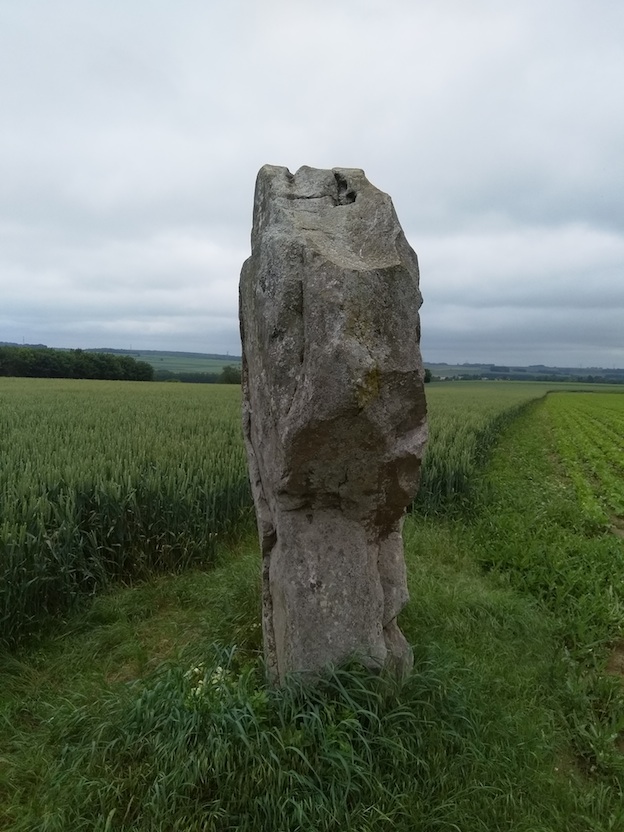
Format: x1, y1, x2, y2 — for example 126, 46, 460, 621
0, 378, 550, 649
547, 392, 624, 523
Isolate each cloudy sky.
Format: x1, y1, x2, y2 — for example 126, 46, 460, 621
1, 0, 622, 367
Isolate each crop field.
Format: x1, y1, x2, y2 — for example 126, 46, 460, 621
2, 377, 599, 650
0, 377, 553, 648
547, 392, 624, 529
0, 379, 249, 647
2, 379, 624, 829
420, 381, 551, 507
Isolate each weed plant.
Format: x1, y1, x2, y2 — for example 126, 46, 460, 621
0, 554, 594, 832
9, 651, 578, 832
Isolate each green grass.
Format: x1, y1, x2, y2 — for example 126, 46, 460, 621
3, 378, 616, 657
2, 392, 624, 829
0, 379, 251, 649
420, 381, 549, 508
546, 391, 624, 522
419, 381, 620, 511
3, 381, 624, 829
469, 395, 624, 787
0, 532, 573, 832
2, 378, 551, 650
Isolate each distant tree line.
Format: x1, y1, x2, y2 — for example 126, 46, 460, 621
431, 371, 624, 384
154, 365, 242, 384
0, 346, 154, 381
426, 362, 624, 384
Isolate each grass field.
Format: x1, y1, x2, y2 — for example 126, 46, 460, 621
1, 380, 624, 829
1, 379, 619, 650
469, 394, 624, 786
0, 379, 250, 649
547, 392, 624, 527
420, 380, 549, 508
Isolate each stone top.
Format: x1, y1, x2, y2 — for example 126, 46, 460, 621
250, 165, 418, 272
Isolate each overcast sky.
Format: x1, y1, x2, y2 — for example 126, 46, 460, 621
1, 0, 622, 367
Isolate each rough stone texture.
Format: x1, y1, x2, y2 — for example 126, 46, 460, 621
239, 165, 427, 684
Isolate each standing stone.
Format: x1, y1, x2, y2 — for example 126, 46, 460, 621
239, 165, 427, 684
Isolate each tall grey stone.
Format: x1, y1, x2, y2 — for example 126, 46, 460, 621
239, 165, 427, 684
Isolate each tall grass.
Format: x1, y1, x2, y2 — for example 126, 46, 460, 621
0, 378, 563, 649
0, 379, 250, 648
2, 632, 586, 831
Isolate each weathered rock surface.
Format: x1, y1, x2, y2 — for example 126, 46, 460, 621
239, 165, 427, 684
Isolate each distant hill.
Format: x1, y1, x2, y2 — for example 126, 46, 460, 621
427, 362, 624, 383
0, 341, 48, 349
87, 348, 241, 361
3, 343, 621, 383
0, 344, 242, 379
83, 348, 242, 375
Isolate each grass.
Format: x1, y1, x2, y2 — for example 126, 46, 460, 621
0, 380, 251, 649
0, 532, 574, 831
2, 384, 624, 829
3, 392, 624, 829
420, 381, 550, 509
3, 377, 617, 653
468, 395, 624, 788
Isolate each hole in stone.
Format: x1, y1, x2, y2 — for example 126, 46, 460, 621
334, 172, 356, 205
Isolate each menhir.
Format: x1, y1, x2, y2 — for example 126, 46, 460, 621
239, 165, 427, 684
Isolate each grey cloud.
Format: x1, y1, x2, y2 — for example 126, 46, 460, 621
422, 306, 623, 368
1, 0, 623, 365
